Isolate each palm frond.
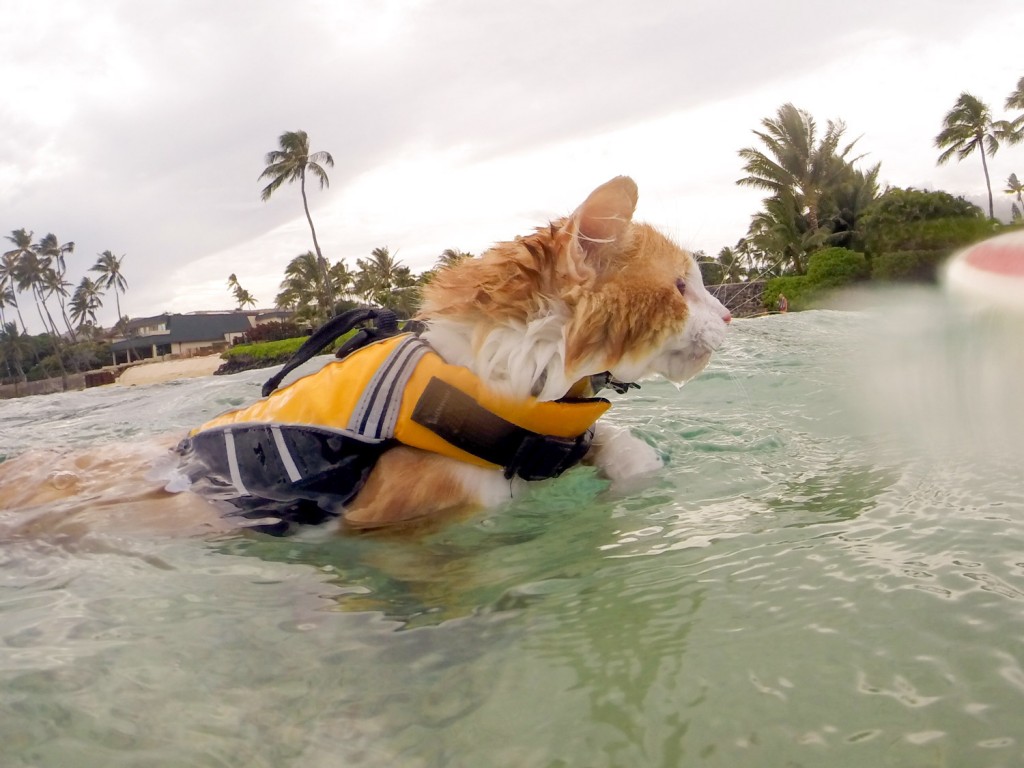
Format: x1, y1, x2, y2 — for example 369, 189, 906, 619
1006, 76, 1024, 111
309, 151, 334, 167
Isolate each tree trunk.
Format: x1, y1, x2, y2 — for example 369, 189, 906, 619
978, 131, 994, 219
57, 294, 77, 343
790, 248, 805, 276
114, 288, 133, 363
14, 302, 29, 336
300, 172, 335, 315
805, 194, 820, 232
33, 290, 68, 389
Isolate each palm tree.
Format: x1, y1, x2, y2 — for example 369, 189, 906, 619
355, 247, 401, 305
354, 247, 420, 317
275, 251, 334, 326
0, 252, 31, 334
3, 229, 34, 263
35, 233, 74, 274
259, 130, 335, 312
39, 268, 75, 340
9, 245, 61, 339
0, 321, 31, 386
91, 250, 131, 361
738, 103, 862, 233
236, 288, 257, 309
5, 231, 69, 383
90, 250, 128, 325
70, 276, 104, 329
734, 237, 780, 281
747, 192, 828, 275
0, 258, 19, 330
935, 93, 1015, 219
35, 233, 77, 339
1006, 76, 1024, 142
2, 230, 35, 333
227, 273, 258, 309
437, 248, 474, 269
419, 248, 475, 287
329, 259, 355, 301
1006, 173, 1024, 221
823, 163, 881, 249
0, 282, 12, 325
716, 247, 747, 283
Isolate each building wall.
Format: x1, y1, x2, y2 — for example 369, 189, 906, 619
173, 340, 228, 357
1, 372, 91, 399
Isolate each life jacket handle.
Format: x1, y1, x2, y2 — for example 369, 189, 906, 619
261, 308, 399, 397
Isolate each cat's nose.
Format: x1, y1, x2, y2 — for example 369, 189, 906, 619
722, 311, 732, 324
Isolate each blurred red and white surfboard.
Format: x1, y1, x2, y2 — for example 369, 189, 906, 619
944, 230, 1024, 313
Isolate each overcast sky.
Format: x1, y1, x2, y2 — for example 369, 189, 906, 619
3, 0, 1023, 330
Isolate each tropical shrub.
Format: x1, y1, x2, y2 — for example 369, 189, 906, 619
763, 248, 868, 311
62, 340, 113, 373
878, 216, 994, 254
858, 188, 988, 256
871, 250, 949, 282
221, 337, 310, 362
763, 275, 814, 311
242, 320, 304, 344
805, 247, 869, 287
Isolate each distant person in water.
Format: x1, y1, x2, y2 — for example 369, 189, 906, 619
777, 293, 789, 313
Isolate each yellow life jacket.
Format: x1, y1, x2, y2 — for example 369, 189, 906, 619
178, 333, 610, 532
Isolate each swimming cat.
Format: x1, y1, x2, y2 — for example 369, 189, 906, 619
340, 175, 731, 526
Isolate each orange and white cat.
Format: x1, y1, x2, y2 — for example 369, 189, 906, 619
343, 176, 731, 526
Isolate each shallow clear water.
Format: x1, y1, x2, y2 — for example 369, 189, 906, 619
1, 293, 1023, 767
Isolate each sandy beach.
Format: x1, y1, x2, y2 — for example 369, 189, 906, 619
116, 355, 223, 386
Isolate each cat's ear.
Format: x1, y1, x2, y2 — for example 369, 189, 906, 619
561, 176, 638, 282
574, 176, 638, 246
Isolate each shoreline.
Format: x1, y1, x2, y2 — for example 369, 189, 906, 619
115, 355, 224, 386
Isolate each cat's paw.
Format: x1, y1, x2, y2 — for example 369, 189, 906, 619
586, 424, 663, 482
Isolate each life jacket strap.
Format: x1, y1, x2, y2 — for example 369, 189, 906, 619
262, 308, 401, 397
411, 376, 595, 481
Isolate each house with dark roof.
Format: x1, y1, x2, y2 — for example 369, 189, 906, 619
109, 311, 260, 365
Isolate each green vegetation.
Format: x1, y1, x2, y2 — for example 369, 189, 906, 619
736, 103, 880, 276
216, 329, 368, 375
806, 247, 870, 286
222, 336, 311, 362
725, 77, 1023, 313
354, 247, 420, 318
698, 258, 724, 286
216, 336, 316, 376
763, 248, 869, 311
0, 322, 111, 383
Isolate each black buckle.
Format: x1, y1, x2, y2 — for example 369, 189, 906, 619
504, 427, 595, 481
586, 372, 640, 396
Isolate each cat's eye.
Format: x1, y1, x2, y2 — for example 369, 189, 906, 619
675, 278, 686, 295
